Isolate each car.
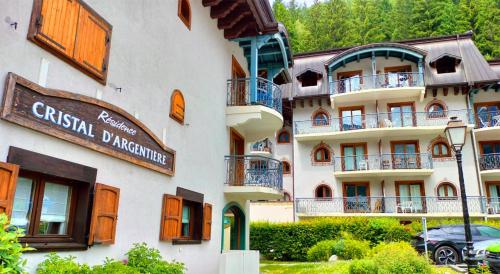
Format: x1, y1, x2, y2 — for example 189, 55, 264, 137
412, 224, 500, 265
461, 239, 500, 262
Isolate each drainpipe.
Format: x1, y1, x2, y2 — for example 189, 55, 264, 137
290, 98, 297, 222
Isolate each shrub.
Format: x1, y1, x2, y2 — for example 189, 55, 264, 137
337, 237, 370, 260
0, 214, 34, 274
349, 259, 378, 274
372, 242, 431, 274
307, 240, 337, 261
36, 253, 91, 274
91, 258, 138, 274
126, 243, 184, 274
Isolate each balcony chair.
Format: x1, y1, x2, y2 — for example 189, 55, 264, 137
357, 160, 368, 170
383, 119, 393, 128
396, 200, 414, 213
486, 201, 500, 214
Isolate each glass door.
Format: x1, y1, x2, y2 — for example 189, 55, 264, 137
340, 107, 364, 131
397, 182, 425, 213
342, 144, 367, 171
392, 141, 419, 169
487, 182, 500, 213
344, 183, 370, 213
389, 103, 415, 127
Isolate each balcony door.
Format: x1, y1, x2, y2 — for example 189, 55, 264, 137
341, 143, 367, 171
479, 141, 500, 170
486, 182, 500, 213
475, 102, 500, 128
396, 181, 425, 213
339, 106, 364, 131
388, 102, 415, 127
391, 140, 420, 169
343, 182, 370, 213
230, 129, 245, 186
337, 70, 362, 93
231, 56, 246, 106
384, 65, 411, 87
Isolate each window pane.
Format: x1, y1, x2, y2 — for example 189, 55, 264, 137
477, 226, 500, 237
181, 205, 190, 237
433, 144, 440, 155
441, 144, 449, 155
11, 177, 35, 231
39, 182, 71, 235
438, 186, 445, 197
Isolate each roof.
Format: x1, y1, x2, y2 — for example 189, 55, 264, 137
284, 33, 499, 98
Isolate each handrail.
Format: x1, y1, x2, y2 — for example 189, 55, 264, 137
479, 153, 500, 171
330, 72, 424, 95
224, 155, 283, 191
333, 153, 433, 171
226, 77, 282, 114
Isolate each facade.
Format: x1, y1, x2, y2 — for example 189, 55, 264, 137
0, 1, 291, 273
267, 33, 500, 220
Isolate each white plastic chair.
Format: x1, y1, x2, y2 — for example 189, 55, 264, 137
358, 160, 368, 170
396, 201, 414, 213
384, 119, 393, 128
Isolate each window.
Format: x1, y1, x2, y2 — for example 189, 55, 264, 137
427, 103, 446, 118
282, 161, 291, 174
396, 181, 425, 213
315, 185, 332, 198
336, 70, 363, 93
341, 143, 367, 171
384, 66, 412, 87
339, 106, 364, 130
388, 102, 415, 127
277, 129, 290, 144
178, 0, 191, 30
297, 69, 322, 87
160, 188, 212, 243
475, 102, 500, 128
391, 140, 420, 169
477, 226, 500, 237
343, 182, 370, 212
28, 0, 112, 84
312, 110, 330, 126
315, 148, 330, 163
432, 142, 451, 158
434, 56, 458, 74
437, 183, 457, 198
170, 90, 185, 124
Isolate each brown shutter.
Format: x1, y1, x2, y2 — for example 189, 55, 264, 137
73, 6, 110, 78
202, 203, 212, 240
0, 162, 19, 217
88, 183, 120, 245
170, 91, 185, 123
36, 0, 80, 56
160, 194, 182, 241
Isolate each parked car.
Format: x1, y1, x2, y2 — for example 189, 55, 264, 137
461, 239, 500, 262
413, 224, 500, 265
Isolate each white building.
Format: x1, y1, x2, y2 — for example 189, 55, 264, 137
0, 1, 292, 273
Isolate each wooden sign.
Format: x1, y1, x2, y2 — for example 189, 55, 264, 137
1, 73, 175, 175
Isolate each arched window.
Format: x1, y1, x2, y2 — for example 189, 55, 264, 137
428, 103, 446, 118
313, 111, 330, 126
178, 0, 191, 30
314, 147, 331, 163
282, 161, 291, 174
170, 89, 185, 123
432, 142, 451, 158
437, 183, 457, 199
277, 129, 290, 144
315, 185, 332, 198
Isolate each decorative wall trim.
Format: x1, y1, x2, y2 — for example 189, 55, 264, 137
427, 135, 454, 161
311, 141, 333, 166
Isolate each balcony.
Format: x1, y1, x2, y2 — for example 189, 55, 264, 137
226, 78, 283, 141
329, 73, 425, 108
224, 155, 283, 200
295, 196, 494, 217
294, 110, 472, 141
479, 154, 500, 179
250, 138, 273, 157
333, 153, 433, 178
474, 111, 500, 141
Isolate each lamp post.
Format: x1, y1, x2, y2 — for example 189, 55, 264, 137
444, 116, 475, 271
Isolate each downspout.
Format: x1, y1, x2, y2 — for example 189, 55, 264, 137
290, 98, 297, 222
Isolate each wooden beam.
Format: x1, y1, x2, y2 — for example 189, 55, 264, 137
462, 86, 469, 95
318, 98, 322, 106
202, 0, 222, 7
218, 10, 251, 29
210, 0, 243, 19
224, 22, 256, 39
432, 88, 437, 97
309, 99, 313, 107
300, 100, 304, 108
454, 86, 460, 95
443, 87, 448, 96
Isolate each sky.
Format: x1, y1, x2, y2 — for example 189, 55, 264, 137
268, 0, 319, 7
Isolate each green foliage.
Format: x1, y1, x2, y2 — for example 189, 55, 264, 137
349, 259, 378, 274
0, 214, 34, 274
372, 242, 431, 274
335, 236, 370, 260
36, 243, 185, 274
306, 240, 338, 261
250, 217, 409, 261
273, 0, 500, 59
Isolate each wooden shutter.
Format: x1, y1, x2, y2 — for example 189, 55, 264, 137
160, 194, 182, 241
170, 90, 185, 123
202, 203, 212, 240
88, 183, 120, 245
0, 162, 19, 217
73, 6, 110, 79
35, 0, 80, 56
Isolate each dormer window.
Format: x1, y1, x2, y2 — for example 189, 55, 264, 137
430, 54, 461, 74
297, 69, 322, 87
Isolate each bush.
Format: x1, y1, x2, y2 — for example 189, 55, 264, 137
307, 240, 337, 262
36, 243, 185, 274
337, 237, 370, 260
349, 259, 378, 274
372, 242, 431, 274
0, 214, 34, 274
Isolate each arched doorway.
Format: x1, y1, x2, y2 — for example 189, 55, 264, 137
222, 203, 245, 251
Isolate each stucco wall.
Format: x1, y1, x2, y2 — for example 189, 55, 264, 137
0, 1, 250, 273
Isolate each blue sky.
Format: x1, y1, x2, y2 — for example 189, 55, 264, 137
268, 0, 319, 7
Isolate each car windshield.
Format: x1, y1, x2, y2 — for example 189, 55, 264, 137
477, 226, 500, 237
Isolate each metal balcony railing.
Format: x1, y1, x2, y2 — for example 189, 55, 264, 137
251, 138, 273, 154
479, 154, 500, 171
224, 155, 283, 191
474, 110, 500, 128
295, 196, 493, 215
333, 153, 433, 172
294, 110, 472, 135
226, 77, 282, 114
330, 72, 424, 95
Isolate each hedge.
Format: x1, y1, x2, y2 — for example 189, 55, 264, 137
250, 217, 500, 261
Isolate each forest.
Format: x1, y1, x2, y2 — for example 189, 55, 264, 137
272, 0, 499, 59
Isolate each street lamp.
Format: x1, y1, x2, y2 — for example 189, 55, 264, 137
444, 116, 475, 271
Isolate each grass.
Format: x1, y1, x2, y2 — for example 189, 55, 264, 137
260, 261, 458, 274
